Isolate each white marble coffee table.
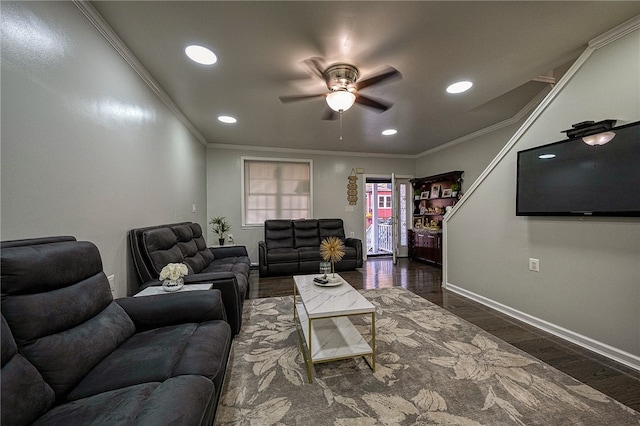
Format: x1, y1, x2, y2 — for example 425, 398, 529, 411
293, 274, 376, 383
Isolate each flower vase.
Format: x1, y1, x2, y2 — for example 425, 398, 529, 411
319, 261, 331, 278
162, 277, 184, 292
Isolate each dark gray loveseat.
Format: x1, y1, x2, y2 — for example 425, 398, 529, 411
258, 218, 363, 277
1, 236, 231, 425
129, 222, 250, 334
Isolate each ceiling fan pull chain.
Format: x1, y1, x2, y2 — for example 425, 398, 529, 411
339, 110, 344, 140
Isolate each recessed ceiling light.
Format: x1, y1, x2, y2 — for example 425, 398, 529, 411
538, 153, 556, 159
382, 129, 398, 136
185, 45, 217, 65
218, 115, 237, 124
446, 81, 473, 94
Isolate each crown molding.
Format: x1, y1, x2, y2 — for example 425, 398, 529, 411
73, 0, 207, 145
589, 14, 640, 50
206, 143, 416, 159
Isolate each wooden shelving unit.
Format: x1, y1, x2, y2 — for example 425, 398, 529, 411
408, 171, 463, 265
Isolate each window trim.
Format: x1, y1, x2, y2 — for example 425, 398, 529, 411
241, 156, 313, 228
378, 194, 391, 208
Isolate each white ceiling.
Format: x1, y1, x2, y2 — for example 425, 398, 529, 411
91, 1, 640, 156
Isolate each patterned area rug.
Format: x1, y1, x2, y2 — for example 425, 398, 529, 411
215, 288, 639, 425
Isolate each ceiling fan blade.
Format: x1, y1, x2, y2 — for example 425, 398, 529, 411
279, 93, 326, 103
356, 67, 402, 91
301, 57, 326, 80
321, 107, 338, 121
355, 94, 392, 112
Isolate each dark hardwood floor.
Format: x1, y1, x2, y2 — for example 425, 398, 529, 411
248, 257, 640, 412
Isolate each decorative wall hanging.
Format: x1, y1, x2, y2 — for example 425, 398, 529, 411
347, 169, 358, 205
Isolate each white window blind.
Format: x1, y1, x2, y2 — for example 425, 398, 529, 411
243, 158, 312, 225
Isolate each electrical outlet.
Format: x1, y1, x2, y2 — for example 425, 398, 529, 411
528, 258, 540, 272
108, 275, 116, 292
192, 204, 197, 213
350, 232, 355, 238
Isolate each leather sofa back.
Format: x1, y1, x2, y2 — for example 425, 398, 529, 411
264, 220, 294, 250
264, 218, 349, 249
293, 219, 320, 248
131, 222, 214, 282
319, 218, 347, 241
0, 238, 135, 403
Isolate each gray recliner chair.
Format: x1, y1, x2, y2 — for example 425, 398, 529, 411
1, 236, 231, 425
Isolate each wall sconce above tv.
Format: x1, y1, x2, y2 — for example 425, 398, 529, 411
516, 120, 640, 217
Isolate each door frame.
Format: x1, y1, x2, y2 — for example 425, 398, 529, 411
362, 173, 413, 262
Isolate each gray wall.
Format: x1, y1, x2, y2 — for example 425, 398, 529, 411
1, 2, 207, 297
206, 147, 415, 262
445, 26, 640, 363
415, 118, 529, 191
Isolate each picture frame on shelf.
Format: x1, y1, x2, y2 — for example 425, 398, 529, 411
430, 184, 441, 198
420, 191, 430, 199
413, 217, 423, 229
442, 188, 452, 197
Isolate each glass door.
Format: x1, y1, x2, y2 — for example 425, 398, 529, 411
394, 175, 410, 261
364, 177, 393, 257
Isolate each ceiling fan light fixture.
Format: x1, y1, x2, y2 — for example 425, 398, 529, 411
185, 45, 217, 65
326, 90, 356, 112
446, 80, 473, 94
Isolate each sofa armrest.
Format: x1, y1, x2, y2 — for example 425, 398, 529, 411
209, 245, 248, 259
185, 273, 243, 335
345, 237, 363, 268
258, 241, 268, 277
116, 290, 226, 332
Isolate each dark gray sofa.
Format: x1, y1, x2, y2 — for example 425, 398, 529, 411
129, 222, 250, 335
258, 218, 363, 277
1, 236, 231, 425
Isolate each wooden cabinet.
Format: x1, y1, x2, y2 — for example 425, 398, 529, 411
408, 171, 462, 266
408, 229, 442, 265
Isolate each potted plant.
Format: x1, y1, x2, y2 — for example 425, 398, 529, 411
450, 183, 459, 197
209, 216, 231, 246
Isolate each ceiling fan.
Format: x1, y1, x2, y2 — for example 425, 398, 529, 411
279, 58, 402, 120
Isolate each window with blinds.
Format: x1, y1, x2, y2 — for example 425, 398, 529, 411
242, 158, 312, 225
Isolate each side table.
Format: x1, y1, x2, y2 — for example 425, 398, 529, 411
134, 283, 213, 297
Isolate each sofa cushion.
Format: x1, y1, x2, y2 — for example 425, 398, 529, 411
187, 223, 216, 268
1, 240, 105, 295
171, 224, 194, 242
319, 218, 347, 241
298, 246, 321, 261
293, 219, 320, 248
26, 303, 136, 399
1, 315, 55, 426
0, 240, 137, 399
33, 376, 215, 426
264, 220, 294, 250
68, 320, 231, 401
142, 228, 184, 275
266, 247, 299, 264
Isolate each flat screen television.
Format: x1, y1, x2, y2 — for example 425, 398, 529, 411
516, 120, 640, 216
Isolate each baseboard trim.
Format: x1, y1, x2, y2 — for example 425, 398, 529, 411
446, 283, 640, 372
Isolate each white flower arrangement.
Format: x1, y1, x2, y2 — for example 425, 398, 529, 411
159, 263, 188, 281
